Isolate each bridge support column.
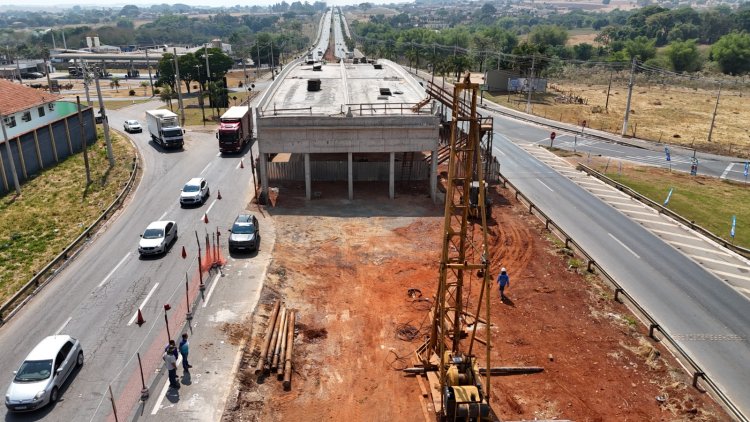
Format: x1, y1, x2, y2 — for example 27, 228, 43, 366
305, 153, 311, 200
389, 152, 395, 199
348, 152, 353, 200
259, 152, 269, 202
430, 149, 438, 203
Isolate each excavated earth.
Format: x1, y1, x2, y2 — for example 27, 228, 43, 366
220, 175, 728, 422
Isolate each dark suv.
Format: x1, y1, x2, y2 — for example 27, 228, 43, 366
228, 214, 260, 253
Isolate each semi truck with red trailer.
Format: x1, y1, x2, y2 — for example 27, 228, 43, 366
216, 106, 253, 153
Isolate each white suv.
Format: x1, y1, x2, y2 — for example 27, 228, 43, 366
180, 177, 210, 207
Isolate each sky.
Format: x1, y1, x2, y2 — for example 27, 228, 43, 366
0, 0, 404, 8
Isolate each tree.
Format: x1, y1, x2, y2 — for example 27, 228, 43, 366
110, 76, 121, 92
711, 32, 750, 74
666, 40, 702, 72
573, 43, 595, 61
140, 81, 149, 95
119, 5, 140, 17
624, 36, 656, 61
529, 25, 568, 49
159, 86, 175, 110
157, 53, 177, 91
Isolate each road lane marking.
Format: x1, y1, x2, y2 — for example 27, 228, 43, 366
711, 269, 750, 282
668, 240, 732, 256
55, 317, 72, 335
620, 209, 657, 216
98, 253, 130, 288
151, 376, 171, 415
649, 228, 696, 239
631, 217, 676, 227
206, 199, 217, 214
694, 255, 748, 268
536, 179, 553, 191
200, 162, 212, 175
127, 282, 160, 326
720, 163, 734, 179
202, 272, 222, 308
608, 233, 640, 258
158, 210, 168, 221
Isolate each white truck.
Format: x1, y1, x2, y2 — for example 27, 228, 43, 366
145, 109, 184, 149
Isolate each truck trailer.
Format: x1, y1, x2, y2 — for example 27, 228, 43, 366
145, 109, 184, 149
216, 106, 253, 153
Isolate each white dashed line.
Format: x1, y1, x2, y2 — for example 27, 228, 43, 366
98, 253, 130, 288
202, 272, 222, 308
151, 376, 171, 415
55, 317, 72, 335
720, 163, 734, 179
536, 179, 553, 191
608, 233, 640, 259
200, 162, 212, 175
127, 282, 160, 326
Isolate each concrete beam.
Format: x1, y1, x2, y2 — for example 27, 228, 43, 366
389, 152, 395, 199
305, 153, 311, 200
348, 152, 353, 200
259, 153, 269, 202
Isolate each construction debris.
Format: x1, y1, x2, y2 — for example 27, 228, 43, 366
254, 300, 297, 390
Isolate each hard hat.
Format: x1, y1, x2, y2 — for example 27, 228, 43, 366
501, 267, 506, 273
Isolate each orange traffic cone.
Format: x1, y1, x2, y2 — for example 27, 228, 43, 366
203, 213, 209, 224
181, 246, 187, 259
217, 190, 222, 200
136, 309, 145, 327
240, 159, 244, 169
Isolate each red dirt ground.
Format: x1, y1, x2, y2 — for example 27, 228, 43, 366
221, 176, 728, 422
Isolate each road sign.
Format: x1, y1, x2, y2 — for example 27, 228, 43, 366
665, 147, 671, 162
581, 120, 587, 128
731, 215, 736, 239
744, 162, 749, 177
550, 131, 556, 141
663, 187, 673, 206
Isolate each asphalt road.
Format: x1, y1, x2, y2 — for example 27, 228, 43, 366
491, 113, 750, 418
0, 101, 262, 421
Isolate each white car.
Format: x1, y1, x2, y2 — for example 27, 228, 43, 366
5, 335, 83, 412
180, 177, 210, 207
123, 120, 142, 133
138, 221, 178, 256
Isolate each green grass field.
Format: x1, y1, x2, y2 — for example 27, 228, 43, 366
0, 130, 136, 304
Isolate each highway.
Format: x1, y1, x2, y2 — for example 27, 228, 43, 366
488, 109, 750, 418
332, 8, 351, 60
0, 100, 265, 421
312, 9, 332, 60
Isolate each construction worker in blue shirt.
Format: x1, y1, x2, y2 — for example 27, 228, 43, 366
497, 267, 509, 302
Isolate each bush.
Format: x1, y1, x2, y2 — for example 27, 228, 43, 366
154, 88, 161, 94
129, 89, 136, 96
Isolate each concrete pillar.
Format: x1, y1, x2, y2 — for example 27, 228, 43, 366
389, 152, 395, 199
259, 152, 269, 201
305, 153, 311, 200
348, 152, 353, 200
431, 149, 438, 203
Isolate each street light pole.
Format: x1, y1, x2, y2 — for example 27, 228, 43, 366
173, 48, 185, 127
195, 65, 206, 126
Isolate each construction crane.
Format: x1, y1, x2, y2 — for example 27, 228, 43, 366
412, 73, 496, 421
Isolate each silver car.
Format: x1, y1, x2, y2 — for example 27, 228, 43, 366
123, 119, 142, 133
5, 335, 83, 412
138, 220, 178, 256
228, 214, 260, 253
180, 177, 210, 207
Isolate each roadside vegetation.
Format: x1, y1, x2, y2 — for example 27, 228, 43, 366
0, 130, 136, 305
576, 156, 750, 249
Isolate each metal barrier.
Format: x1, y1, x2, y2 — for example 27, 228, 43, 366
577, 163, 750, 260
497, 171, 747, 422
0, 154, 140, 325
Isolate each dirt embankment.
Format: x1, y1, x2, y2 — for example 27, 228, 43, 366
222, 179, 727, 422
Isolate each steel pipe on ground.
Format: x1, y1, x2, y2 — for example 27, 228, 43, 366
283, 310, 296, 390
254, 300, 280, 375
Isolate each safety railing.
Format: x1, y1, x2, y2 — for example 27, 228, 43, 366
0, 154, 140, 325
497, 171, 747, 422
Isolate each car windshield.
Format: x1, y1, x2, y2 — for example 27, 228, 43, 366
232, 223, 255, 234
14, 360, 53, 382
163, 128, 182, 137
127, 120, 138, 125
183, 184, 200, 193
143, 228, 164, 239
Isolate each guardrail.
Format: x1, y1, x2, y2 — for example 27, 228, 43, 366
0, 154, 140, 325
577, 163, 750, 260
496, 171, 746, 422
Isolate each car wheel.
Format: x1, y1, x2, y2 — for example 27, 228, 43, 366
50, 387, 58, 403
77, 351, 84, 367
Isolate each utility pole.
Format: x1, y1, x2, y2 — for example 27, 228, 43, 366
62, 30, 67, 49
707, 82, 721, 143
204, 43, 215, 118
256, 43, 260, 79
79, 59, 92, 106
269, 42, 275, 81
605, 68, 613, 111
145, 48, 154, 97
75, 96, 92, 185
51, 31, 56, 49
93, 71, 115, 167
621, 57, 637, 137
525, 54, 535, 114
173, 48, 185, 127
0, 113, 22, 195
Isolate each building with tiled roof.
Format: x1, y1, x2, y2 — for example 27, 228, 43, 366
0, 80, 68, 139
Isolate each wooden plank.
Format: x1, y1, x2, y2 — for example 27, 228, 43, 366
425, 369, 443, 416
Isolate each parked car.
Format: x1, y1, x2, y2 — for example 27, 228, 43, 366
123, 120, 142, 133
228, 214, 260, 253
180, 177, 210, 207
138, 221, 178, 256
24, 72, 44, 79
5, 335, 83, 412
